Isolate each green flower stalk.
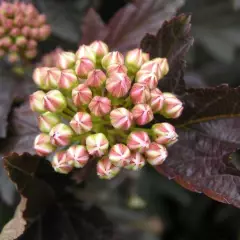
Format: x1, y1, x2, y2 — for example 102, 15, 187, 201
30, 40, 183, 179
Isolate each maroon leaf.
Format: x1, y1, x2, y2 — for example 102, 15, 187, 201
141, 14, 194, 94
157, 118, 240, 208
81, 0, 184, 52
0, 153, 116, 240
0, 67, 17, 138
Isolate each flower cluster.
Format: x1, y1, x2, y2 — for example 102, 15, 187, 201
30, 41, 183, 179
0, 1, 51, 63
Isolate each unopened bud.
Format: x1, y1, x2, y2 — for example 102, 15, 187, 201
136, 70, 158, 89
38, 111, 61, 133
125, 48, 145, 73
110, 108, 133, 130
86, 69, 106, 87
57, 51, 75, 70
8, 52, 19, 63
34, 133, 56, 156
89, 96, 111, 116
33, 67, 49, 89
52, 151, 73, 174
106, 64, 127, 76
106, 73, 131, 98
76, 44, 96, 63
70, 112, 92, 134
132, 104, 153, 126
25, 49, 37, 59
127, 131, 150, 153
21, 26, 31, 37
130, 83, 151, 104
15, 36, 27, 46
50, 123, 74, 146
9, 28, 20, 37
145, 142, 168, 165
90, 40, 109, 63
152, 122, 178, 146
152, 58, 169, 77
125, 152, 145, 170
29, 90, 46, 113
72, 84, 92, 107
0, 36, 12, 48
142, 52, 150, 63
150, 88, 164, 113
58, 69, 78, 91
101, 51, 124, 69
86, 133, 109, 157
97, 157, 120, 180
109, 144, 131, 167
44, 90, 67, 113
161, 93, 183, 119
66, 145, 89, 168
75, 57, 95, 78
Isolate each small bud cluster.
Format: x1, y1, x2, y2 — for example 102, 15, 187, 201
0, 1, 51, 63
30, 41, 183, 179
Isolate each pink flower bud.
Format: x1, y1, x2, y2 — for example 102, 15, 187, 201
130, 83, 151, 104
86, 133, 109, 157
13, 16, 24, 28
75, 57, 95, 78
132, 104, 153, 126
9, 28, 20, 37
125, 152, 145, 170
136, 70, 158, 90
76, 44, 96, 63
97, 157, 120, 180
152, 123, 178, 146
44, 67, 61, 89
58, 69, 78, 91
106, 64, 127, 76
110, 108, 133, 130
145, 142, 168, 166
125, 48, 145, 72
70, 112, 92, 134
30, 28, 39, 39
38, 14, 47, 25
101, 51, 124, 69
25, 49, 37, 59
3, 18, 13, 29
33, 67, 49, 89
141, 58, 169, 80
52, 151, 73, 174
106, 73, 131, 98
57, 51, 75, 70
89, 96, 111, 116
142, 53, 150, 63
28, 39, 37, 49
86, 69, 106, 87
7, 52, 19, 63
150, 88, 164, 113
29, 90, 46, 113
66, 145, 89, 168
34, 133, 56, 156
38, 111, 61, 133
21, 26, 31, 37
15, 36, 27, 47
50, 123, 74, 146
44, 90, 67, 113
0, 27, 5, 37
72, 84, 92, 107
152, 58, 169, 76
109, 144, 131, 167
127, 131, 150, 153
161, 93, 183, 119
90, 40, 109, 61
0, 36, 12, 48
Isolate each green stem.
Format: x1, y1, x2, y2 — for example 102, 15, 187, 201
64, 108, 75, 117
132, 127, 153, 135
59, 112, 72, 121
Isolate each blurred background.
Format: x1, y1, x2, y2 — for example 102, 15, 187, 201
1, 0, 240, 239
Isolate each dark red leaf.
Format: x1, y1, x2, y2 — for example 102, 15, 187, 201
81, 0, 184, 52
0, 153, 116, 240
141, 14, 194, 94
